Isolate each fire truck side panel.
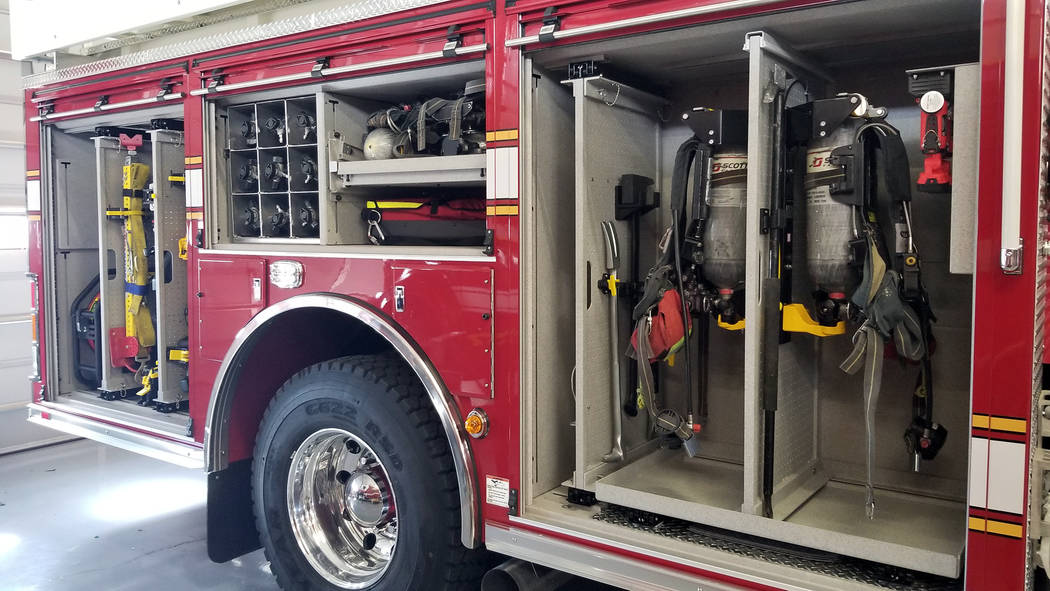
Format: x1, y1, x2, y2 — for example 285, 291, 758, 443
964, 0, 1045, 588
18, 0, 1050, 588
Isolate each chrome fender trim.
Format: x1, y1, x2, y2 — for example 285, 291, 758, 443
203, 293, 479, 548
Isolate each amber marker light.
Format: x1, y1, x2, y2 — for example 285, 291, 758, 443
464, 409, 488, 439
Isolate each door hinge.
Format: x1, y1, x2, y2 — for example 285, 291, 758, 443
508, 488, 519, 517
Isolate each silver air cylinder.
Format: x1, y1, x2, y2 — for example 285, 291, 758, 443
805, 122, 859, 298
702, 149, 748, 293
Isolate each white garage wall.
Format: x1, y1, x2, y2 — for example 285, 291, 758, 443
0, 3, 71, 454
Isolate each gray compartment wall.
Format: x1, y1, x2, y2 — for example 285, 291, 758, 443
47, 129, 102, 397
523, 63, 578, 497
812, 65, 973, 499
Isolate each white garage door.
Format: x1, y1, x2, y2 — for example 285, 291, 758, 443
0, 9, 71, 454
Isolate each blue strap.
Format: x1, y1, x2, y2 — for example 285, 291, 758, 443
124, 282, 149, 296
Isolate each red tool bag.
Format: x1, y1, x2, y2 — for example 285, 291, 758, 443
362, 195, 486, 246
631, 289, 691, 362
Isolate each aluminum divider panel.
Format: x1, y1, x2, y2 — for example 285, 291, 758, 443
96, 136, 137, 393
151, 130, 187, 404
743, 32, 828, 517
572, 77, 662, 489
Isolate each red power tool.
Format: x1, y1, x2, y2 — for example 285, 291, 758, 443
908, 69, 952, 192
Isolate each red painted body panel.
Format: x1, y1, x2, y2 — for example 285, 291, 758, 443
21, 0, 1046, 588
963, 0, 1042, 588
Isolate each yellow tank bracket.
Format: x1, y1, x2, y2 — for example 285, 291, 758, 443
782, 303, 846, 337
168, 348, 190, 364
135, 361, 159, 397
178, 237, 188, 260
717, 315, 745, 331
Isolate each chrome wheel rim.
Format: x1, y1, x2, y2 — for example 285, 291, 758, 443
287, 428, 398, 589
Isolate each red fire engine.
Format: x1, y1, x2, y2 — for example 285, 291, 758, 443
19, 0, 1050, 589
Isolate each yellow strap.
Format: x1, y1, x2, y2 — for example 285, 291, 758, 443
122, 163, 155, 349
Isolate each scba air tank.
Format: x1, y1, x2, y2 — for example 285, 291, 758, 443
702, 150, 748, 293
804, 122, 859, 298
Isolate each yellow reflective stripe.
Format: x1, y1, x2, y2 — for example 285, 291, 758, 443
485, 129, 518, 142
989, 417, 1027, 433
986, 520, 1024, 538
486, 205, 518, 216
968, 516, 1024, 538
184, 156, 202, 165
972, 414, 1027, 433
365, 201, 424, 210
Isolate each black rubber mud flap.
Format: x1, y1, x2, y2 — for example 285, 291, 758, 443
207, 459, 261, 563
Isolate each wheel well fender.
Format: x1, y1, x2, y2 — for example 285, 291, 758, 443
203, 293, 480, 550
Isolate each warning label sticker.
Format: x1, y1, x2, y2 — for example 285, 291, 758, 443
486, 476, 510, 507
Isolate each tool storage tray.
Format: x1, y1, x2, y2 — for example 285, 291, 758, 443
204, 60, 489, 249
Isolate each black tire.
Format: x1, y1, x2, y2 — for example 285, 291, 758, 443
252, 353, 488, 591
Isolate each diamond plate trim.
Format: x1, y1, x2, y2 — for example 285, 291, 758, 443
23, 0, 452, 89
594, 505, 962, 591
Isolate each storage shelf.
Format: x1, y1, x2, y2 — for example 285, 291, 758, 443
595, 448, 965, 578
336, 153, 486, 187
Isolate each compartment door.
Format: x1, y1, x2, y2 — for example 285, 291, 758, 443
316, 91, 368, 245
196, 258, 267, 363
572, 77, 663, 489
151, 129, 188, 403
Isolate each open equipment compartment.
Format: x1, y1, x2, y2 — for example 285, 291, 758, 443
522, 0, 979, 582
204, 60, 488, 250
39, 106, 191, 435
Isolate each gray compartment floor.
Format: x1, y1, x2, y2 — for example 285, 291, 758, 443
595, 448, 966, 578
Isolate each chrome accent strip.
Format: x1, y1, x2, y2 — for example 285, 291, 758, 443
203, 293, 479, 549
505, 0, 786, 47
503, 517, 811, 591
197, 247, 494, 262
486, 524, 749, 591
30, 92, 186, 122
23, 0, 454, 89
189, 44, 488, 96
1000, 0, 1024, 274
27, 403, 204, 469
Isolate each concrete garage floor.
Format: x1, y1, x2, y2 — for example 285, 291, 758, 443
0, 439, 615, 591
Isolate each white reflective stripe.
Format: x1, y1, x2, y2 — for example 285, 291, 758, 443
25, 180, 40, 211
186, 168, 203, 208
987, 439, 1026, 514
1000, 0, 1024, 272
30, 93, 185, 122
485, 149, 496, 201
486, 147, 519, 200
968, 436, 988, 508
190, 44, 488, 96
